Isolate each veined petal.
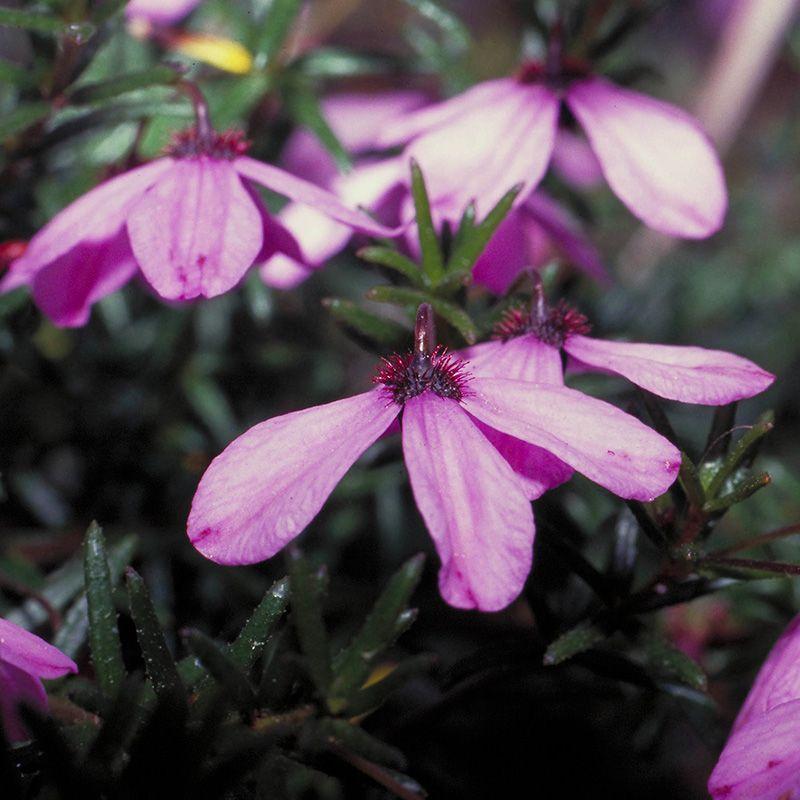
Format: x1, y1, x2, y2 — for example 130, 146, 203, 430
564, 335, 774, 404
404, 82, 560, 216
188, 390, 398, 564
402, 393, 534, 611
127, 159, 263, 300
566, 77, 727, 238
471, 209, 532, 294
709, 700, 800, 800
234, 156, 405, 238
0, 661, 47, 743
30, 230, 138, 328
550, 127, 603, 188
464, 335, 564, 384
462, 378, 680, 501
0, 618, 77, 679
2, 159, 171, 289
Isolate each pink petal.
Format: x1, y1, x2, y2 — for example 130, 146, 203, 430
259, 254, 316, 289
188, 390, 398, 564
462, 378, 680, 501
523, 193, 611, 283
401, 393, 534, 611
471, 209, 532, 294
234, 156, 405, 238
126, 0, 201, 23
0, 617, 77, 679
404, 81, 560, 217
463, 335, 564, 384
709, 700, 800, 800
127, 159, 263, 300
550, 127, 604, 188
564, 335, 774, 405
0, 661, 47, 743
566, 77, 727, 238
1, 159, 171, 291
732, 614, 800, 734
29, 230, 138, 327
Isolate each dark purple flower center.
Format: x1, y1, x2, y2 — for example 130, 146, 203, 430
516, 57, 590, 89
493, 300, 591, 348
374, 346, 471, 405
166, 128, 250, 160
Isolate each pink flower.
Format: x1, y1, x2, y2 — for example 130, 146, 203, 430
0, 617, 77, 743
261, 92, 606, 293
376, 61, 727, 238
126, 0, 202, 25
2, 125, 402, 327
709, 613, 800, 799
187, 305, 680, 612
466, 291, 774, 407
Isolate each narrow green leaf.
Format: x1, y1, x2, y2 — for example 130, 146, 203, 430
699, 555, 800, 579
703, 472, 772, 513
125, 568, 185, 703
328, 555, 424, 710
401, 0, 471, 55
409, 160, 445, 285
543, 622, 606, 666
346, 654, 435, 716
229, 576, 290, 667
91, 0, 128, 25
184, 629, 256, 710
306, 718, 405, 769
68, 66, 181, 106
0, 8, 94, 37
322, 297, 408, 348
288, 548, 331, 693
87, 675, 144, 764
253, 0, 303, 61
678, 453, 705, 508
0, 101, 50, 141
642, 633, 707, 692
357, 246, 423, 286
0, 58, 40, 88
84, 522, 125, 698
446, 184, 522, 279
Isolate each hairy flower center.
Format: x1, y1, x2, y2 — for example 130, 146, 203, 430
166, 128, 250, 160
493, 300, 591, 347
374, 346, 471, 405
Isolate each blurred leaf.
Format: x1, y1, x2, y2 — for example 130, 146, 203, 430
298, 47, 400, 78
322, 297, 408, 348
84, 522, 125, 698
357, 246, 423, 286
288, 548, 332, 693
253, 0, 303, 62
0, 101, 50, 141
328, 554, 424, 711
126, 567, 185, 703
304, 718, 405, 769
642, 633, 707, 692
68, 66, 181, 106
401, 0, 470, 56
0, 8, 94, 37
409, 160, 444, 285
543, 621, 606, 666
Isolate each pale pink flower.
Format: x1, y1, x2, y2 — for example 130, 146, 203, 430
188, 305, 679, 612
709, 613, 800, 799
376, 61, 727, 238
1, 128, 402, 327
0, 617, 77, 743
126, 0, 202, 25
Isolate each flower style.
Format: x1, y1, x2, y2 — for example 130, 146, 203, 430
188, 304, 680, 612
375, 55, 727, 238
0, 617, 77, 743
1, 93, 402, 327
260, 91, 606, 293
126, 0, 202, 25
709, 612, 800, 799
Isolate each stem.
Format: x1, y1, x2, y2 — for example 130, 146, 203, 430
414, 303, 435, 358
711, 522, 800, 557
177, 80, 213, 146
530, 271, 547, 326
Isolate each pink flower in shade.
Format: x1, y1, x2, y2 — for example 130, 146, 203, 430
375, 60, 727, 239
187, 304, 680, 612
126, 0, 202, 25
0, 617, 77, 743
1, 123, 403, 327
260, 91, 606, 293
709, 613, 800, 799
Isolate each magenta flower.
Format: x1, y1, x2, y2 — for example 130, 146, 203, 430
126, 0, 202, 25
376, 61, 727, 238
2, 123, 402, 327
709, 613, 800, 799
0, 617, 77, 743
188, 305, 680, 612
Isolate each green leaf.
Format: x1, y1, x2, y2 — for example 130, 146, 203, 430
409, 160, 445, 285
68, 66, 181, 106
91, 0, 128, 25
445, 184, 522, 280
543, 622, 606, 666
328, 554, 424, 711
0, 58, 40, 88
401, 0, 471, 56
125, 568, 185, 703
229, 577, 290, 668
0, 8, 94, 37
304, 719, 406, 770
345, 654, 435, 716
252, 0, 303, 62
322, 298, 408, 348
642, 634, 707, 692
0, 101, 50, 141
288, 548, 331, 693
678, 453, 705, 508
84, 522, 125, 698
357, 246, 423, 286
703, 472, 771, 513
184, 629, 256, 710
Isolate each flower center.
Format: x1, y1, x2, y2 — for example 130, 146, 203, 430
493, 300, 591, 348
374, 346, 471, 405
515, 57, 590, 89
166, 128, 250, 160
